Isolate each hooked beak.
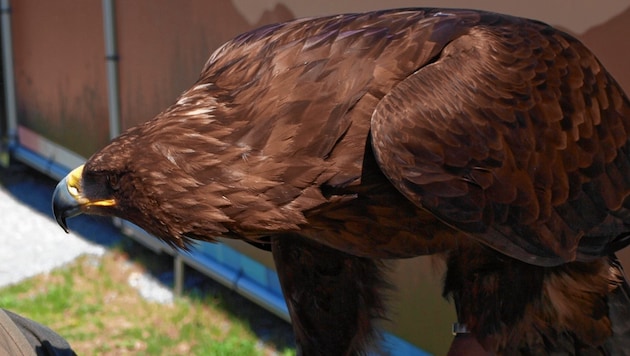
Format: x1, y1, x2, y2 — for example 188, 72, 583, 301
52, 165, 115, 232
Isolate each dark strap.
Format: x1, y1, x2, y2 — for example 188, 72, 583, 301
0, 308, 35, 355
3, 309, 76, 356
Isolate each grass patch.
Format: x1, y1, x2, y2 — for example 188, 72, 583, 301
0, 251, 295, 355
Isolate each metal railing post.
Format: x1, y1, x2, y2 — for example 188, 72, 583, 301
1, 0, 18, 157
102, 0, 121, 139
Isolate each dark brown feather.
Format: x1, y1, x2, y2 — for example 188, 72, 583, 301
68, 8, 630, 355
272, 234, 389, 355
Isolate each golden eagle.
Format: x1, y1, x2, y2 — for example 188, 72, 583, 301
52, 8, 630, 355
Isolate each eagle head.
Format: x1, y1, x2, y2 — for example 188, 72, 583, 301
51, 91, 236, 248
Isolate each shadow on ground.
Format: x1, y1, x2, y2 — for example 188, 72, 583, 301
0, 159, 296, 351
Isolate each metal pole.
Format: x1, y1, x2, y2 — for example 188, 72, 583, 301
174, 254, 184, 297
1, 0, 18, 151
102, 0, 121, 139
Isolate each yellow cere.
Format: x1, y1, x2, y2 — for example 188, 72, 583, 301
67, 165, 85, 198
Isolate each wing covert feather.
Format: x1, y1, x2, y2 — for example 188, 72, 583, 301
371, 19, 630, 265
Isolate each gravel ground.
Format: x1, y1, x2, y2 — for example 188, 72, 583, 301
0, 184, 105, 286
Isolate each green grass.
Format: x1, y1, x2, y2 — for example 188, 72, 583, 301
0, 252, 295, 355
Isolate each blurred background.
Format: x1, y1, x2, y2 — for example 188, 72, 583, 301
1, 1, 629, 355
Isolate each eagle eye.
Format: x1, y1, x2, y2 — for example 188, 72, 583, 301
107, 174, 120, 190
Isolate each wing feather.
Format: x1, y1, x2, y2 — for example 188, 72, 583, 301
371, 18, 630, 265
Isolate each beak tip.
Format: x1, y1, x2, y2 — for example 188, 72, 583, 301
56, 215, 70, 234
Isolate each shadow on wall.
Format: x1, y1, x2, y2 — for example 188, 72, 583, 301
578, 5, 630, 95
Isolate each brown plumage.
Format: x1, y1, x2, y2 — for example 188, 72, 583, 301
52, 8, 630, 355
